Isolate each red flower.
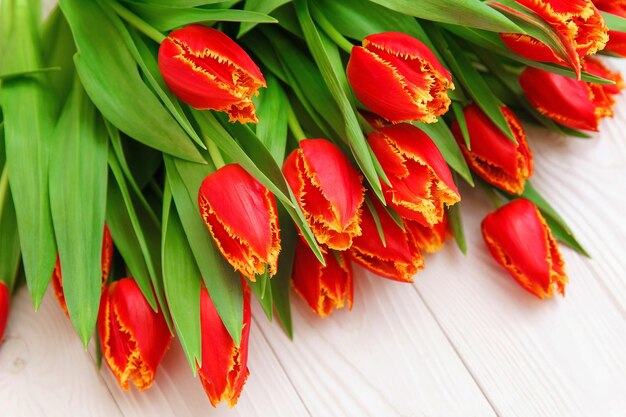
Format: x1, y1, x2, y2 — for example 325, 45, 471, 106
500, 0, 608, 71
349, 197, 424, 282
405, 215, 450, 254
283, 139, 364, 251
520, 66, 615, 131
198, 164, 280, 281
292, 239, 353, 317
347, 32, 454, 123
0, 282, 9, 345
368, 124, 460, 226
52, 226, 113, 315
158, 25, 266, 123
97, 278, 173, 391
583, 57, 624, 100
451, 105, 533, 195
593, 0, 626, 56
482, 199, 567, 299
198, 284, 251, 407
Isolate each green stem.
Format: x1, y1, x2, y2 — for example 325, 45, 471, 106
311, 6, 353, 54
206, 139, 226, 169
357, 113, 374, 135
287, 104, 307, 142
110, 1, 166, 44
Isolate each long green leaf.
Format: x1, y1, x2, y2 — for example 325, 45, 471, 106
603, 12, 626, 32
239, 0, 290, 36
254, 74, 289, 164
0, 169, 21, 291
49, 80, 109, 345
1, 0, 57, 308
271, 206, 296, 338
59, 0, 205, 162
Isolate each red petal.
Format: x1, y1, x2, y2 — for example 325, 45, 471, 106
606, 30, 626, 57
406, 216, 449, 254
0, 282, 9, 344
583, 57, 624, 95
198, 284, 251, 407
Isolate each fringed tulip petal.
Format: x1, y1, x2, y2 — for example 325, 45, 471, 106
199, 164, 280, 281
405, 216, 450, 254
0, 282, 9, 344
158, 25, 266, 123
292, 239, 353, 316
198, 284, 251, 407
349, 198, 424, 282
452, 105, 533, 195
481, 199, 567, 299
283, 139, 364, 251
368, 124, 460, 226
347, 32, 454, 123
97, 278, 172, 391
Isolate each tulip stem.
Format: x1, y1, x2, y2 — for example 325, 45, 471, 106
287, 104, 307, 142
357, 113, 374, 135
110, 1, 166, 44
311, 6, 354, 54
206, 139, 226, 169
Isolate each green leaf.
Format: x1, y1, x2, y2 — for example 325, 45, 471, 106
1, 0, 58, 309
59, 0, 205, 162
49, 80, 109, 346
0, 170, 21, 291
446, 201, 467, 255
367, 0, 521, 33
131, 0, 228, 6
603, 11, 626, 32
254, 74, 289, 164
239, 0, 290, 37
364, 196, 386, 247
451, 102, 471, 149
126, 1, 277, 31
162, 184, 202, 371
271, 206, 296, 338
42, 6, 76, 111
164, 155, 244, 344
249, 268, 273, 320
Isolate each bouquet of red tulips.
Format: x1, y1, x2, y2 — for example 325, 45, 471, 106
1, 0, 625, 407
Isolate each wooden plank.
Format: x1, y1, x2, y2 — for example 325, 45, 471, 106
0, 288, 123, 417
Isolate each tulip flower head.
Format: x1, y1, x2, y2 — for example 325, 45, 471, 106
500, 0, 608, 70
583, 57, 624, 102
52, 226, 114, 315
520, 66, 617, 131
368, 124, 460, 226
283, 139, 365, 251
198, 164, 281, 281
405, 216, 450, 254
347, 32, 454, 123
292, 239, 353, 317
593, 0, 626, 56
158, 25, 266, 123
482, 199, 567, 299
198, 285, 251, 407
452, 105, 533, 195
349, 198, 424, 282
0, 282, 9, 344
97, 278, 173, 391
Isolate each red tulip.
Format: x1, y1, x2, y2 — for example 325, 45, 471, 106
52, 226, 113, 315
482, 199, 567, 299
520, 66, 613, 131
499, 0, 608, 71
583, 57, 624, 101
198, 164, 281, 281
368, 124, 460, 226
451, 105, 533, 195
292, 238, 353, 317
158, 25, 266, 123
349, 197, 424, 282
405, 216, 450, 254
198, 284, 251, 407
347, 32, 454, 123
283, 139, 364, 251
0, 282, 9, 345
97, 278, 173, 391
593, 0, 626, 56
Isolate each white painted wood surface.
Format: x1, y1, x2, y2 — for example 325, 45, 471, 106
1, 4, 626, 413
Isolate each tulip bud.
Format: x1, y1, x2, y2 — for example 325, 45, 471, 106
405, 216, 450, 254
520, 67, 614, 131
292, 239, 353, 317
97, 278, 173, 391
500, 0, 608, 70
198, 284, 251, 407
283, 139, 365, 251
52, 226, 114, 315
451, 105, 533, 195
347, 32, 454, 123
349, 197, 424, 282
158, 25, 266, 123
368, 124, 460, 226
481, 199, 567, 299
0, 282, 9, 345
593, 0, 626, 56
198, 164, 281, 280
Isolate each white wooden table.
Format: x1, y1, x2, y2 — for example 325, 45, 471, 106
2, 7, 626, 412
